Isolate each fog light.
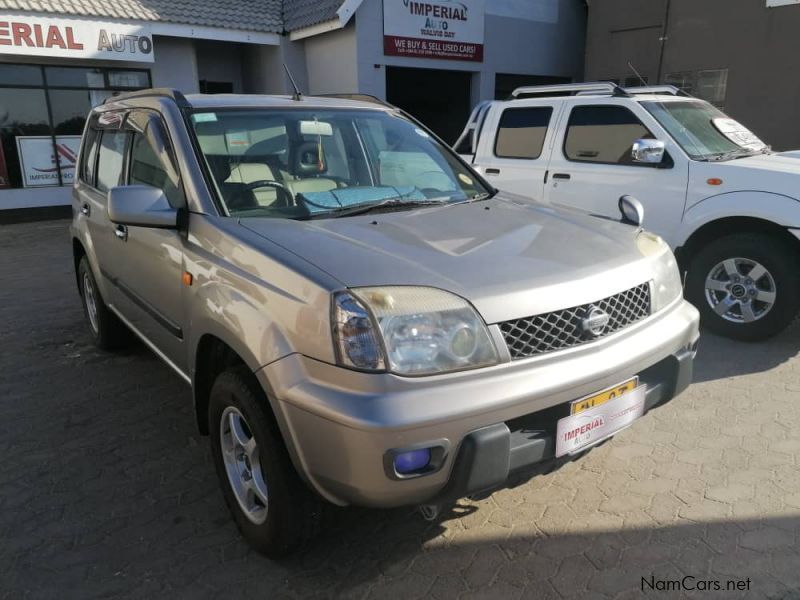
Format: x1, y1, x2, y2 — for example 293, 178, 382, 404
394, 448, 431, 474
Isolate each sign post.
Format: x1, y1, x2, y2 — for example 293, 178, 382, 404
383, 0, 485, 62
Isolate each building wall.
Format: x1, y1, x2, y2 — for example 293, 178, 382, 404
354, 0, 586, 104
585, 0, 800, 150
304, 25, 359, 95
150, 36, 199, 93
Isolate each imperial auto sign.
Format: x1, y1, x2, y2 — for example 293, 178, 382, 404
383, 0, 485, 62
0, 14, 154, 62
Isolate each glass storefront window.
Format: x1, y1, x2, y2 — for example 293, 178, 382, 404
0, 63, 150, 191
0, 88, 51, 189
45, 66, 106, 88
0, 64, 44, 86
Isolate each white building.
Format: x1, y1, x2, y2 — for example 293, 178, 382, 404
0, 0, 585, 214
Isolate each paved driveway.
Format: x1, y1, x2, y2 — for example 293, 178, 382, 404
1, 220, 799, 600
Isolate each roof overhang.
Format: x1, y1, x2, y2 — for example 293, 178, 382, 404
0, 10, 280, 46
288, 0, 363, 41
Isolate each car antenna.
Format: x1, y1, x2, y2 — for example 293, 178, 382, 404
627, 62, 649, 86
283, 64, 303, 101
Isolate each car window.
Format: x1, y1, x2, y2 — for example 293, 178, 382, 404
129, 116, 185, 208
494, 106, 553, 159
564, 105, 653, 165
190, 108, 489, 220
80, 125, 100, 185
96, 130, 130, 192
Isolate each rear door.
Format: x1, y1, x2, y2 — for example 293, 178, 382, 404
472, 100, 561, 202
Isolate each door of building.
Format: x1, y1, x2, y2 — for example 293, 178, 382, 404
386, 66, 472, 145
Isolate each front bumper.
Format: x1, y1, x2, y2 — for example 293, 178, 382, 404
257, 298, 699, 508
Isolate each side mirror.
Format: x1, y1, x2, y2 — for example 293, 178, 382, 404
631, 139, 666, 164
108, 185, 178, 228
619, 195, 644, 227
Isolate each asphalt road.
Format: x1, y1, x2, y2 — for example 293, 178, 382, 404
1, 219, 799, 600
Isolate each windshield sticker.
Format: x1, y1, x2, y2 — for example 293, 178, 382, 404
458, 173, 473, 185
415, 128, 431, 138
192, 112, 218, 123
225, 130, 251, 152
712, 118, 766, 151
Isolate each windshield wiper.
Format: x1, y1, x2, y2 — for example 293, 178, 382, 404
311, 198, 449, 219
706, 148, 756, 162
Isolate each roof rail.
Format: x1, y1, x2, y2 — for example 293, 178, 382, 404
315, 93, 396, 108
624, 85, 688, 96
510, 82, 630, 99
102, 88, 191, 108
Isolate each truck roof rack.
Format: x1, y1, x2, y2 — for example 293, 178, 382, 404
102, 88, 191, 108
510, 82, 630, 99
624, 85, 690, 97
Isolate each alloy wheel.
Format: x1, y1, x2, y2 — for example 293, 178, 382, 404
704, 257, 777, 323
83, 272, 100, 334
219, 406, 269, 525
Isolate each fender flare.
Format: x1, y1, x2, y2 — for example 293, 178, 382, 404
676, 191, 800, 248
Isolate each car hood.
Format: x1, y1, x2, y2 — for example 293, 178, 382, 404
690, 151, 800, 203
241, 196, 663, 323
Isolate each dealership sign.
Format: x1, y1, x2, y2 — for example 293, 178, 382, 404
0, 15, 154, 62
16, 136, 81, 188
383, 0, 485, 62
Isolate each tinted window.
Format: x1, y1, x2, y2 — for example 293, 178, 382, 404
494, 107, 553, 159
564, 106, 652, 164
96, 131, 129, 192
130, 121, 184, 208
80, 127, 100, 185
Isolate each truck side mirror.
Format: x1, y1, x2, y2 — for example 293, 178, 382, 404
631, 139, 666, 165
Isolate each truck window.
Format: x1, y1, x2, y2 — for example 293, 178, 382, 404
494, 107, 553, 159
129, 118, 185, 208
564, 105, 653, 165
96, 130, 130, 193
80, 126, 100, 186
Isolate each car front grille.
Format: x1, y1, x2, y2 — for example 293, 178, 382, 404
499, 282, 652, 360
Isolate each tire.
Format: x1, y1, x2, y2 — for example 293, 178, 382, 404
209, 366, 322, 558
77, 256, 130, 350
686, 233, 800, 341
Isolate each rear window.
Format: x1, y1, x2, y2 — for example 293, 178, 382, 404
494, 107, 552, 159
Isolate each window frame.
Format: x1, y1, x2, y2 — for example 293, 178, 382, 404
0, 63, 150, 190
125, 109, 187, 209
493, 105, 554, 160
562, 104, 662, 168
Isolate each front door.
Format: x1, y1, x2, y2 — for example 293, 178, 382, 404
109, 109, 188, 373
474, 100, 561, 202
544, 100, 688, 245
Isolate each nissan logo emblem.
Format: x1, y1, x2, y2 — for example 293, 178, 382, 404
581, 306, 610, 338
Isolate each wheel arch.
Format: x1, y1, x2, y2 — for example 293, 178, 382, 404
675, 216, 800, 269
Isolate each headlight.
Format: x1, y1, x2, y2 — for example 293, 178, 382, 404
643, 233, 683, 312
332, 287, 499, 375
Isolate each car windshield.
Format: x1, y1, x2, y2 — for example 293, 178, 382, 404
641, 100, 768, 161
189, 108, 491, 219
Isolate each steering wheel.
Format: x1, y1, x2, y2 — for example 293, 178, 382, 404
244, 180, 295, 207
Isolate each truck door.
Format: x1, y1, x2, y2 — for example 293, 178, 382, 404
543, 99, 688, 245
472, 100, 561, 202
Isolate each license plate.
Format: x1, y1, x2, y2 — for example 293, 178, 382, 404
556, 384, 646, 457
570, 377, 639, 415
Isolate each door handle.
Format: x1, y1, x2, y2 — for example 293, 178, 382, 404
114, 225, 128, 241
552, 173, 571, 180
80, 203, 90, 216
484, 168, 501, 175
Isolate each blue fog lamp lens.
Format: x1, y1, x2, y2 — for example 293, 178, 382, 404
394, 448, 431, 474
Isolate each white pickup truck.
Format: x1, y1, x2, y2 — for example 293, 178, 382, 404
456, 82, 800, 341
